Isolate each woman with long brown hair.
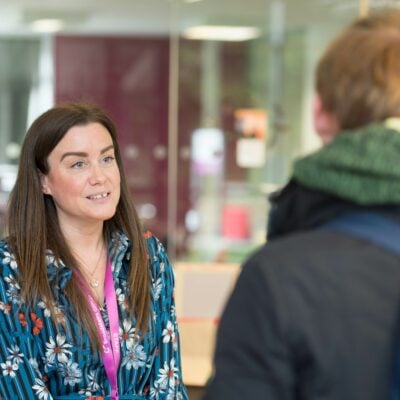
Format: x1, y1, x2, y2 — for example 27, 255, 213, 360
0, 103, 187, 399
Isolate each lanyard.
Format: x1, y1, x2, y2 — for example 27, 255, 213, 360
81, 258, 121, 400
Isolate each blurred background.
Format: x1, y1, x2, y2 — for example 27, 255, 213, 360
0, 0, 390, 396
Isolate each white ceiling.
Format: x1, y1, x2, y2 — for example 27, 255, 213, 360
0, 0, 365, 37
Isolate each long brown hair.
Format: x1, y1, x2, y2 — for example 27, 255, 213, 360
7, 103, 150, 349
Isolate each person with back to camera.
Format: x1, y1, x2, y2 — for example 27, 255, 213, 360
0, 103, 188, 399
204, 9, 400, 400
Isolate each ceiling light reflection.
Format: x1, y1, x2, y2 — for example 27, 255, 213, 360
31, 19, 64, 33
183, 25, 260, 41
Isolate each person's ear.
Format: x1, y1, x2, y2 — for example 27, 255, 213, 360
312, 94, 340, 144
38, 170, 51, 195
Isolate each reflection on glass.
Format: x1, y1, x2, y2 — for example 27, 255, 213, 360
0, 37, 44, 237
176, 0, 358, 263
0, 0, 360, 257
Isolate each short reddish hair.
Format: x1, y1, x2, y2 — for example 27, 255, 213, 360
316, 9, 400, 130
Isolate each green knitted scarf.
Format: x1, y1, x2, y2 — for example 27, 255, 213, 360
293, 121, 400, 205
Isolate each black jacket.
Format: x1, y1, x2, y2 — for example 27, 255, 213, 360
204, 181, 400, 400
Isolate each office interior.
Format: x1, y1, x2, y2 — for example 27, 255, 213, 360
0, 0, 383, 396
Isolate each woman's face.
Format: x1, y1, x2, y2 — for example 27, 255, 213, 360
40, 122, 121, 230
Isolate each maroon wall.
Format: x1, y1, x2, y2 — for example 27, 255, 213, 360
55, 36, 171, 241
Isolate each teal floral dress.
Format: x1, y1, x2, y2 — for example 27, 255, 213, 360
0, 231, 188, 399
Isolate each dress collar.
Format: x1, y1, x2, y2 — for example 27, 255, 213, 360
47, 230, 131, 289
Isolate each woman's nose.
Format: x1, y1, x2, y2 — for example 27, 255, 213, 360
88, 164, 106, 185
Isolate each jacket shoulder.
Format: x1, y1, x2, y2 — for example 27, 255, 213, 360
245, 227, 398, 278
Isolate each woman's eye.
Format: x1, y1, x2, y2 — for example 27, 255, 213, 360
71, 161, 85, 169
102, 155, 115, 164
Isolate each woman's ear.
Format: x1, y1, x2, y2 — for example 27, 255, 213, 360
312, 94, 340, 144
38, 170, 51, 195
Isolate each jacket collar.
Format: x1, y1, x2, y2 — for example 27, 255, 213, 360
293, 121, 400, 205
268, 120, 400, 240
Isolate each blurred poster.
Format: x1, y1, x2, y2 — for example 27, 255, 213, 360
192, 127, 224, 176
234, 108, 267, 139
234, 108, 267, 167
236, 138, 266, 168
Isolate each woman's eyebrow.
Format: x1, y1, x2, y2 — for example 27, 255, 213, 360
60, 151, 87, 162
60, 144, 114, 162
100, 144, 114, 154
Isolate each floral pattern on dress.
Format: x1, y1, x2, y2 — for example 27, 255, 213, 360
0, 232, 188, 399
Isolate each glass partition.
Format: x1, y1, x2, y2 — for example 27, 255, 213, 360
0, 37, 43, 236
0, 0, 359, 256
173, 0, 357, 263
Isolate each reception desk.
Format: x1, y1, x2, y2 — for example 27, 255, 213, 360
174, 262, 241, 386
